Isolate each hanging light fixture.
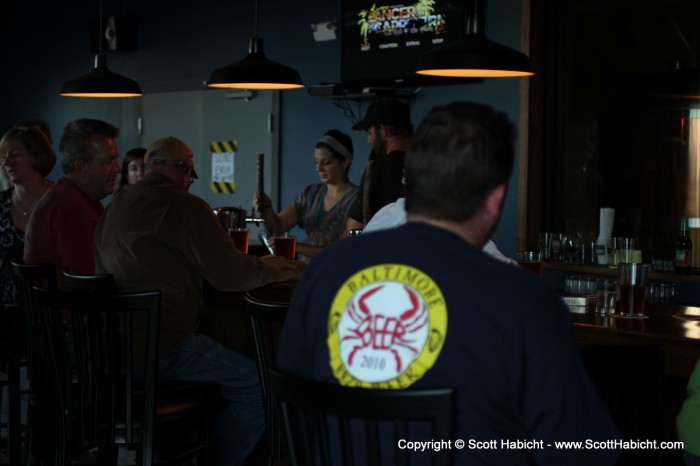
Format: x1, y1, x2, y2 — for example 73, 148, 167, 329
416, 0, 533, 78
637, 63, 700, 100
632, 17, 700, 102
207, 0, 304, 90
60, 0, 142, 97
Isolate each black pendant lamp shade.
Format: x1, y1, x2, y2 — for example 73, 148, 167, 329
416, 0, 533, 78
60, 53, 143, 98
637, 64, 700, 100
207, 37, 304, 90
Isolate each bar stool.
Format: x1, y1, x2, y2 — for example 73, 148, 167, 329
269, 369, 455, 466
32, 286, 226, 465
63, 271, 115, 293
11, 261, 57, 466
58, 272, 227, 465
0, 325, 24, 466
244, 292, 288, 466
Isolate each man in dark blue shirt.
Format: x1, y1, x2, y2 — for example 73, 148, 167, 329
278, 101, 620, 465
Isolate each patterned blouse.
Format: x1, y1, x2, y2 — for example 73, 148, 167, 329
0, 189, 24, 309
294, 183, 359, 248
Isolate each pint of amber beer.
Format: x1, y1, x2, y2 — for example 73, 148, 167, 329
517, 251, 543, 275
274, 236, 296, 260
228, 228, 250, 254
618, 263, 649, 317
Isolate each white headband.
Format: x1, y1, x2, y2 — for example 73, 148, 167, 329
318, 134, 352, 160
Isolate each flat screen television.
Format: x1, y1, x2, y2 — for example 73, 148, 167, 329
341, 0, 468, 89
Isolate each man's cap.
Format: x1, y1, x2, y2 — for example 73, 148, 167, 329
144, 136, 198, 178
352, 100, 411, 131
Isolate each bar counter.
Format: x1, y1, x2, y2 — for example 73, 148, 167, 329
204, 274, 700, 379
239, 280, 700, 377
572, 303, 700, 377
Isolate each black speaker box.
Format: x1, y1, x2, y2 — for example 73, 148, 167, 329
91, 16, 138, 52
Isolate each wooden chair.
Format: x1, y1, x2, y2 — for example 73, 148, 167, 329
268, 369, 455, 466
31, 286, 223, 465
244, 293, 288, 466
11, 262, 57, 466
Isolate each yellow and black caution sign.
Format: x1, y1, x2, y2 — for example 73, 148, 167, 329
210, 140, 238, 193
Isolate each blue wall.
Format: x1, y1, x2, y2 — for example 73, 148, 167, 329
0, 0, 524, 258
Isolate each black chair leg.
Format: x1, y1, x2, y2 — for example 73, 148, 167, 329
1, 356, 23, 466
7, 358, 21, 465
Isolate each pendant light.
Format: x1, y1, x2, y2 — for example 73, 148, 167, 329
633, 18, 700, 101
638, 63, 700, 100
416, 0, 533, 78
207, 0, 304, 90
60, 0, 142, 98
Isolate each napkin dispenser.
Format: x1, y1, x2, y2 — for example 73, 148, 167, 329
562, 296, 588, 314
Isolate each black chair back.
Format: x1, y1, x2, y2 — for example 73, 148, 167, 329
244, 293, 288, 464
269, 369, 455, 466
12, 262, 56, 349
31, 286, 161, 465
63, 271, 115, 293
11, 261, 57, 466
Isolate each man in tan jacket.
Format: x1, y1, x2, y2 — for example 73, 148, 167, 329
95, 136, 304, 466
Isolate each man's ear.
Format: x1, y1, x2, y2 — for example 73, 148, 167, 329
73, 158, 86, 173
484, 184, 506, 217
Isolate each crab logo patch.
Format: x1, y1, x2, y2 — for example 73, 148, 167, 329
328, 264, 447, 389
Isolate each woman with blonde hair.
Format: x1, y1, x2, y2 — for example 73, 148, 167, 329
0, 125, 56, 309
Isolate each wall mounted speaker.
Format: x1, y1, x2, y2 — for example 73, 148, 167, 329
91, 16, 138, 52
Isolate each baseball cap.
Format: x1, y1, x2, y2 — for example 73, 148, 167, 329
144, 136, 198, 179
352, 100, 411, 131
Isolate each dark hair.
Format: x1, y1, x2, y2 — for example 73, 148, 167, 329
315, 129, 354, 181
59, 118, 119, 174
0, 126, 57, 177
405, 101, 515, 221
119, 147, 146, 187
15, 118, 52, 144
382, 122, 413, 138
315, 129, 353, 160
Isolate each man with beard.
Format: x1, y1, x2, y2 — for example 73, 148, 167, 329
279, 102, 620, 465
345, 99, 412, 232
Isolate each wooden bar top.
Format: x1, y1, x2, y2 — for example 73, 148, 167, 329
244, 280, 298, 305
571, 303, 700, 377
571, 303, 700, 344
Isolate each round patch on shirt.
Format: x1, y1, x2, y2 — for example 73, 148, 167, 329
327, 264, 447, 389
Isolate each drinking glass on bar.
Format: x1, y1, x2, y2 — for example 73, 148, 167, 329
228, 228, 250, 254
596, 279, 617, 315
517, 251, 544, 275
618, 263, 649, 317
273, 235, 296, 260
